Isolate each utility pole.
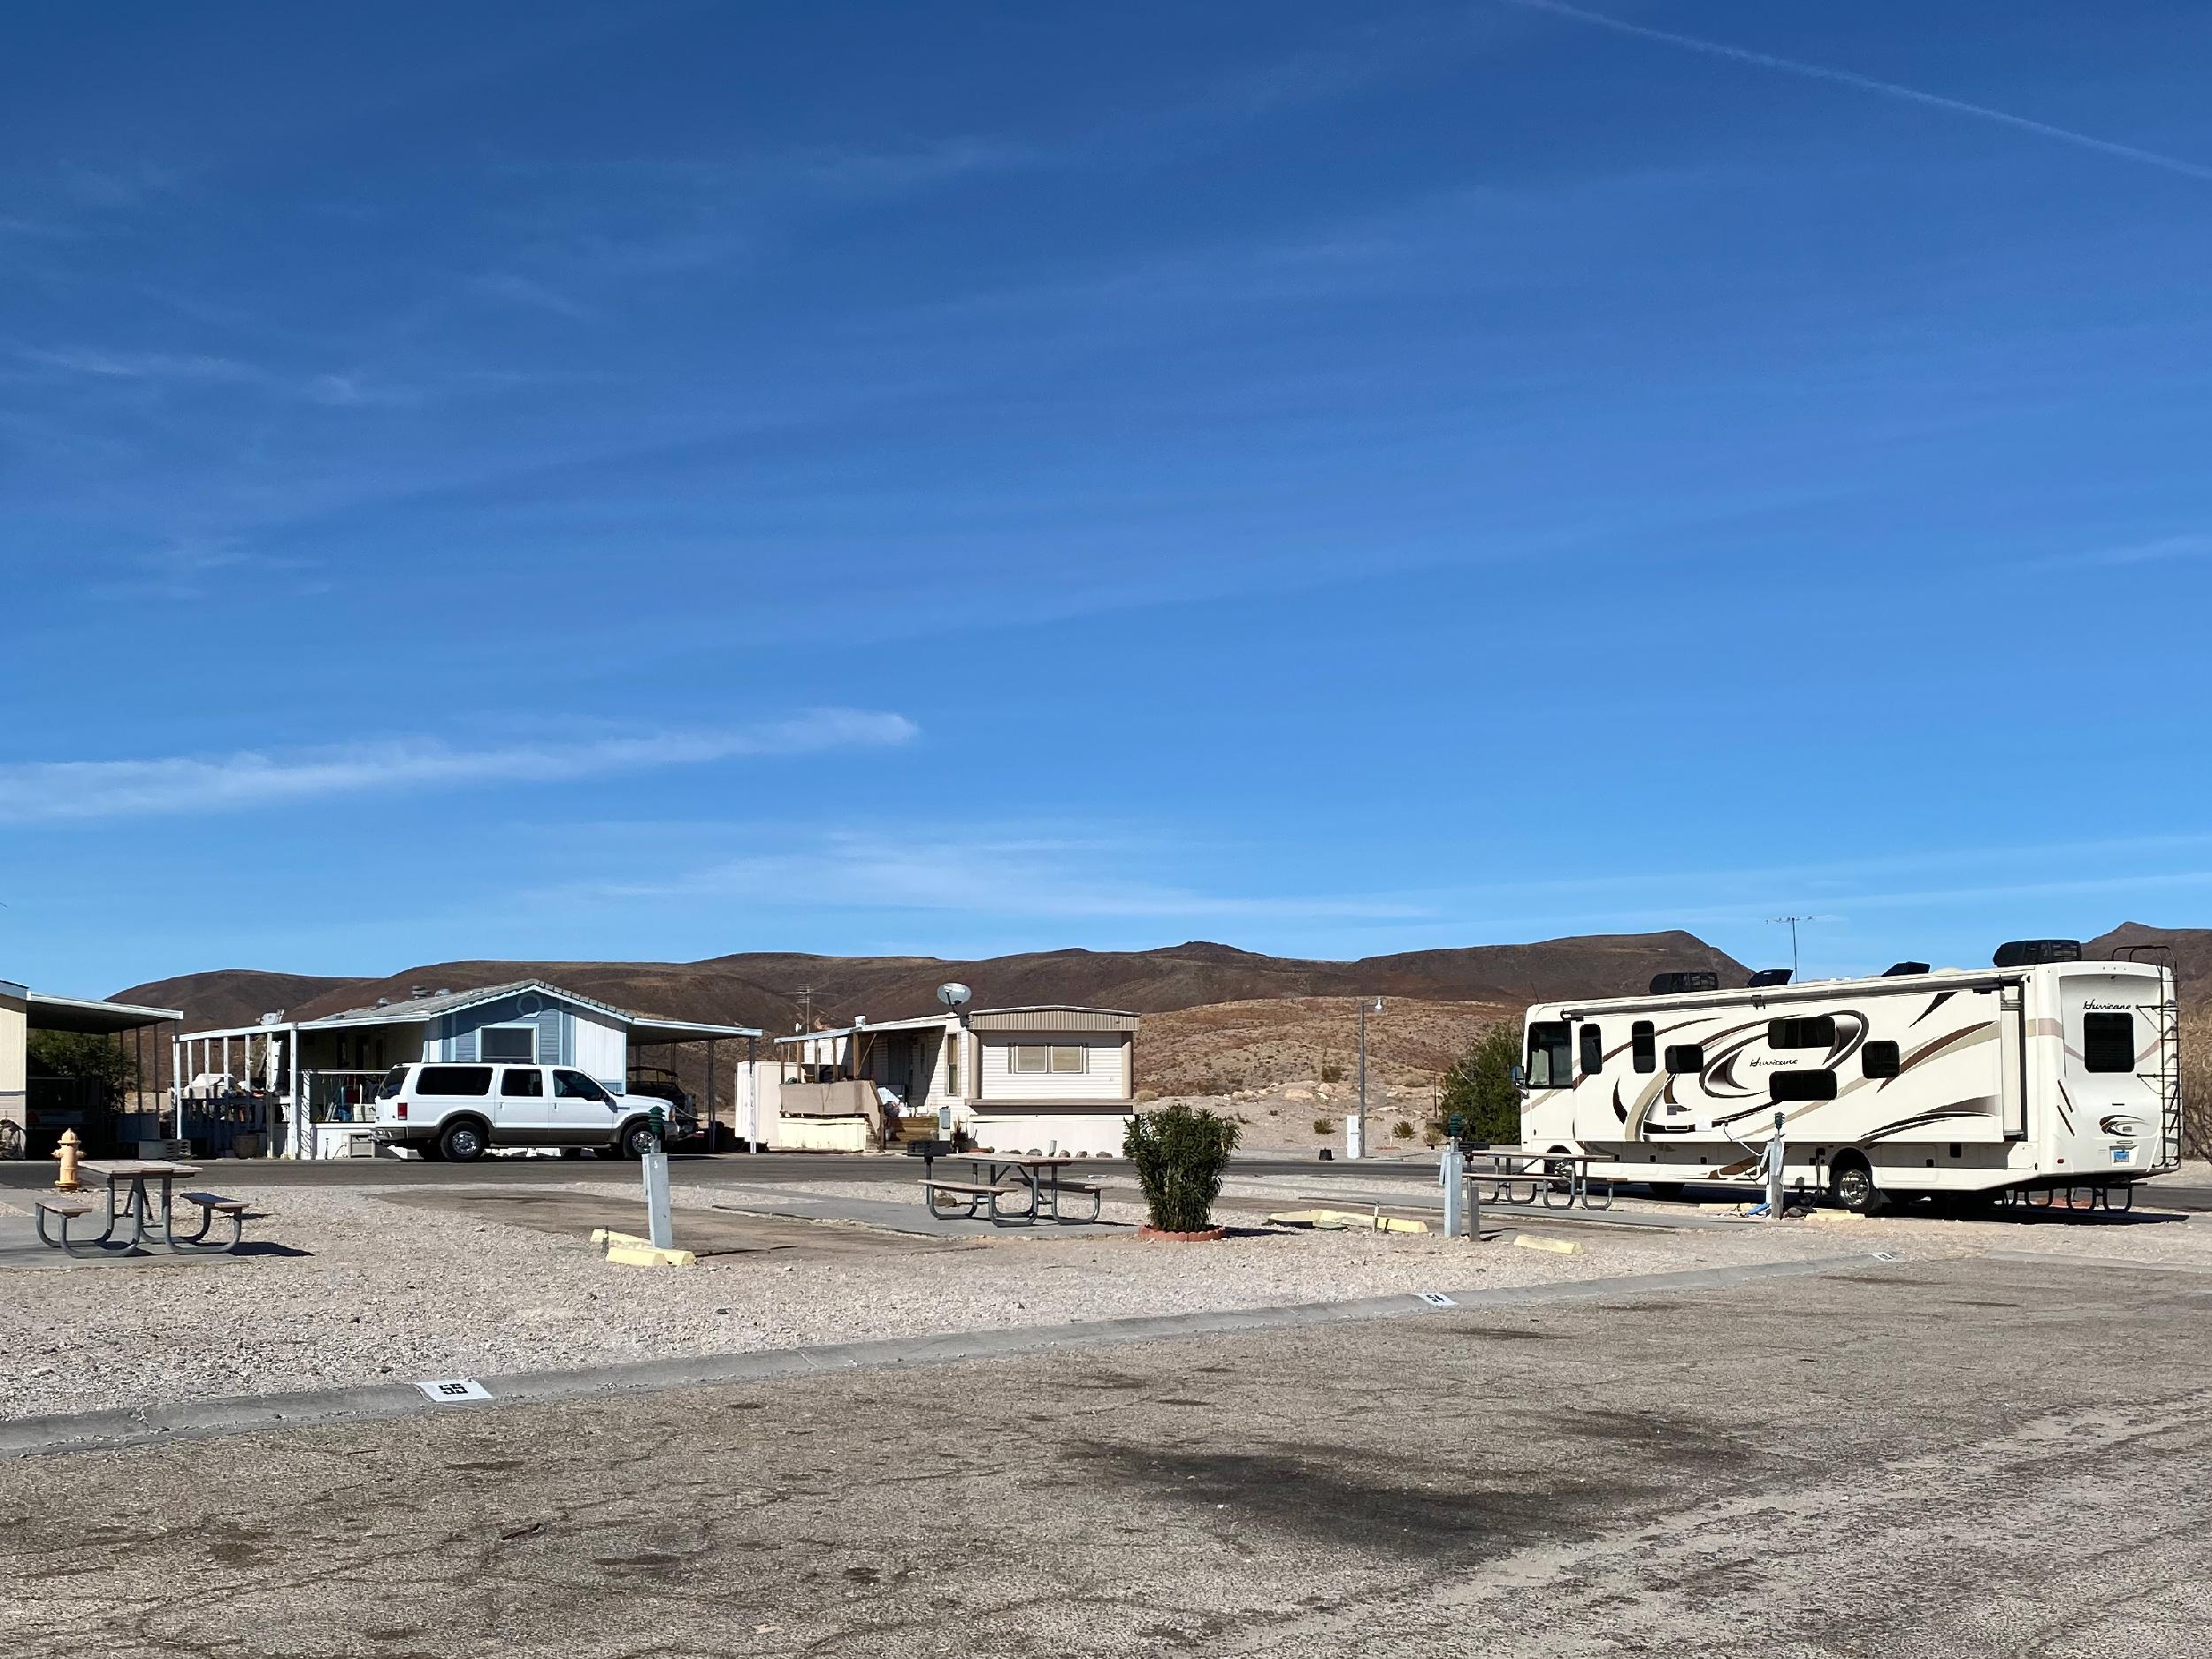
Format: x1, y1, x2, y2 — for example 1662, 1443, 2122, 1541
1768, 916, 1813, 979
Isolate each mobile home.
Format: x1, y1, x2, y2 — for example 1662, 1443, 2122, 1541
1517, 942, 2181, 1211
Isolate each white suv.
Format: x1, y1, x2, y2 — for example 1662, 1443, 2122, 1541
371, 1061, 668, 1161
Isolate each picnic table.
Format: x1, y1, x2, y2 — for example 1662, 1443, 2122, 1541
1457, 1149, 1613, 1212
34, 1160, 251, 1257
917, 1153, 1103, 1225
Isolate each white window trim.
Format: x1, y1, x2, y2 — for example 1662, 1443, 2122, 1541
1012, 1042, 1090, 1074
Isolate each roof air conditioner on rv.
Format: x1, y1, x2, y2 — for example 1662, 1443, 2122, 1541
1993, 940, 2081, 968
1746, 969, 1793, 989
1881, 961, 1931, 977
1648, 971, 1720, 995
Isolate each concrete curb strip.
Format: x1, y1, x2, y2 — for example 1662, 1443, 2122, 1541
0, 1254, 1873, 1462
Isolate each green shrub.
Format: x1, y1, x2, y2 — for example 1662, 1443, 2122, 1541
1124, 1103, 1241, 1233
1391, 1119, 1414, 1140
1319, 1061, 1344, 1084
1312, 1116, 1334, 1135
1435, 1025, 1523, 1145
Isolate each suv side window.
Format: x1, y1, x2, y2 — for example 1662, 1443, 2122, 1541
501, 1068, 545, 1097
417, 1066, 493, 1097
555, 1069, 608, 1101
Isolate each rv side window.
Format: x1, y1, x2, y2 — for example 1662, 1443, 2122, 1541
1769, 1069, 1838, 1102
1769, 1015, 1836, 1050
2082, 1011, 2135, 1073
1631, 1021, 1656, 1074
1862, 1041, 1901, 1080
1665, 1044, 1704, 1074
1579, 1024, 1604, 1077
1527, 1022, 1573, 1088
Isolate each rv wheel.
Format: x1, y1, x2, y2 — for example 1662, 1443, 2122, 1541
1827, 1154, 1883, 1215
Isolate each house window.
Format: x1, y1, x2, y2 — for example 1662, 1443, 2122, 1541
1526, 1022, 1573, 1088
1862, 1040, 1902, 1080
1769, 1069, 1838, 1102
1011, 1044, 1088, 1074
1012, 1045, 1049, 1074
1051, 1044, 1087, 1074
1631, 1021, 1656, 1074
2082, 1011, 2136, 1074
1665, 1044, 1705, 1074
1579, 1024, 1604, 1078
481, 1026, 536, 1063
945, 1039, 961, 1095
1769, 1016, 1836, 1051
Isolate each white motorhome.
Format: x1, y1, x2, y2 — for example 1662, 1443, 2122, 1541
1517, 942, 2181, 1212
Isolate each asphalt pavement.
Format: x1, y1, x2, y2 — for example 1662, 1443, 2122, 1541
0, 1149, 1442, 1189
3, 1251, 2207, 1656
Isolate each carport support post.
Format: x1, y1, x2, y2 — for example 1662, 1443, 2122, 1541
1766, 1111, 1786, 1221
642, 1149, 674, 1250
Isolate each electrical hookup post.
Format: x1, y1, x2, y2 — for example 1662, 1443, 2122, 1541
1758, 1110, 1786, 1222
1438, 1118, 1479, 1240
642, 1105, 675, 1250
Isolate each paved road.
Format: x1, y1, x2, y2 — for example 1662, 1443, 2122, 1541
4, 1253, 2207, 1656
0, 1150, 1439, 1190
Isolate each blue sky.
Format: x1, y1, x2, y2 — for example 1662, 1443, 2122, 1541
5, 1, 2212, 995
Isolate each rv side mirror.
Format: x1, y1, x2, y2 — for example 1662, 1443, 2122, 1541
1509, 1064, 1525, 1089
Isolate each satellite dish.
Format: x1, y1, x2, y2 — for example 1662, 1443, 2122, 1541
937, 982, 972, 1009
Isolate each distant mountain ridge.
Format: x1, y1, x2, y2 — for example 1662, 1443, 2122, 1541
115, 931, 1749, 1038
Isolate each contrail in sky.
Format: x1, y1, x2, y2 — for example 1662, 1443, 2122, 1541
1489, 0, 2212, 184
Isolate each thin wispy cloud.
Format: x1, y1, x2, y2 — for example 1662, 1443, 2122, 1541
563, 827, 1429, 925
2043, 531, 2212, 569
0, 711, 918, 825
1489, 0, 2212, 184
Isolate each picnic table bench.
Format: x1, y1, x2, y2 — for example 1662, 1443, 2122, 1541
36, 1161, 254, 1257
917, 1155, 1103, 1225
1457, 1149, 1613, 1212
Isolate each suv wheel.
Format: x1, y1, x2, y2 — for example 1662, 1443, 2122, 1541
440, 1120, 488, 1163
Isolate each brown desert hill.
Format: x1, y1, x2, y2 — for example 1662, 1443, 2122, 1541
2084, 923, 2212, 1002
117, 968, 365, 1033
111, 933, 1744, 1102
114, 931, 1746, 1038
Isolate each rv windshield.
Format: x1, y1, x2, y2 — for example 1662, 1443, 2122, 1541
1527, 1021, 1573, 1088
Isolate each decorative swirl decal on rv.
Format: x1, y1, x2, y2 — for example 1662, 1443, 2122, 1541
1909, 990, 1958, 1028
1878, 1021, 1996, 1090
1863, 1101, 1996, 1141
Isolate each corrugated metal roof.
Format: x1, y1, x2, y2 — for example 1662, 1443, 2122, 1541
968, 1006, 1138, 1033
26, 991, 182, 1034
184, 977, 759, 1041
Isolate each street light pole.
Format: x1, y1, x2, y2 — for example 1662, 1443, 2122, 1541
1353, 996, 1382, 1159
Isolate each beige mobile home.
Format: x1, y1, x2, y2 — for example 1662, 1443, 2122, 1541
768, 1004, 1139, 1156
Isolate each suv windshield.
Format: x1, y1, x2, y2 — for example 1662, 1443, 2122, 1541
375, 1065, 409, 1100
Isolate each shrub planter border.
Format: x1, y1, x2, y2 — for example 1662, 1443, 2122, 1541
1137, 1224, 1227, 1242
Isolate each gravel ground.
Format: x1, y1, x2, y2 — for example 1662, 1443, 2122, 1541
2, 1174, 2198, 1421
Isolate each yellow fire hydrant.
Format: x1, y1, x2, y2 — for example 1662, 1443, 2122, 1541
54, 1128, 83, 1194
